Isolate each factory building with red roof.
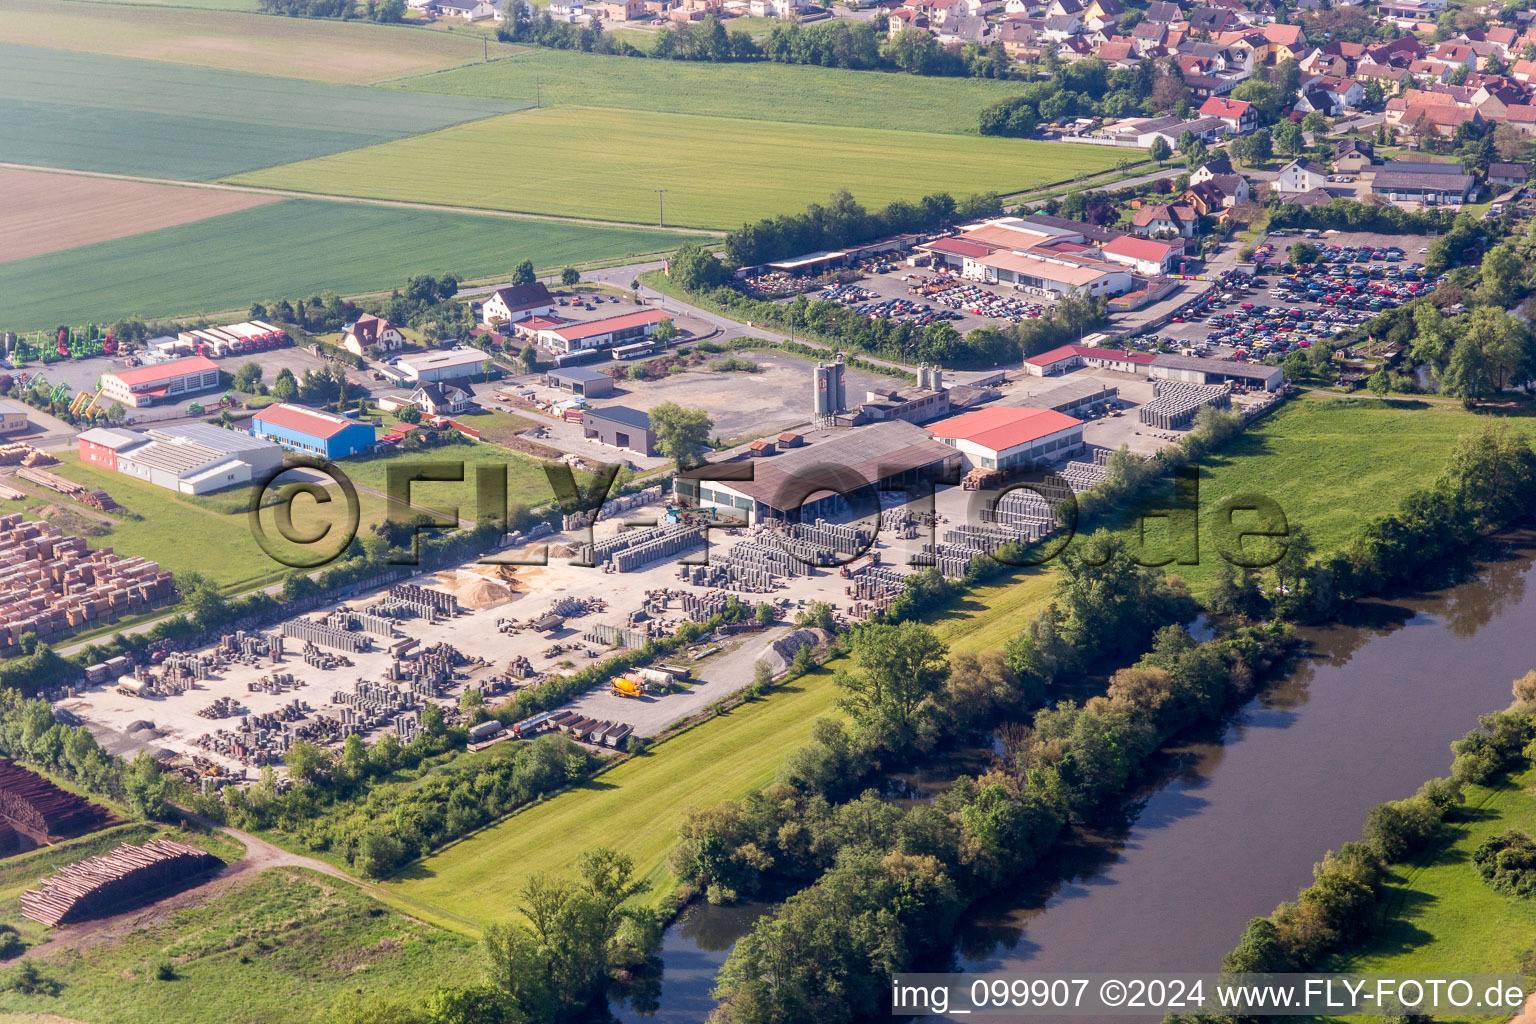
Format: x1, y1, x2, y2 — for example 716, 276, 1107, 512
926, 406, 1085, 472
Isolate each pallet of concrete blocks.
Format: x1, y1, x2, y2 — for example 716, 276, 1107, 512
786, 519, 873, 558
714, 538, 813, 580
21, 839, 221, 926
508, 655, 539, 679
283, 619, 368, 654
584, 622, 648, 649
601, 524, 705, 573
196, 696, 244, 719
389, 582, 459, 618
919, 544, 976, 579
1138, 380, 1231, 431
159, 651, 221, 681
943, 524, 1035, 556
396, 710, 419, 742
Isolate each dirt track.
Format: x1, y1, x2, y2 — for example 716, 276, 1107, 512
24, 826, 353, 959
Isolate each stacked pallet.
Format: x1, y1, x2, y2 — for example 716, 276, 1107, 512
0, 444, 58, 468
0, 514, 174, 649
21, 839, 220, 926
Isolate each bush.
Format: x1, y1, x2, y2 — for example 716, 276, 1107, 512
1474, 830, 1536, 898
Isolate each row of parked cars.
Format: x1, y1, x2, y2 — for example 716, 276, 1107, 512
818, 283, 963, 328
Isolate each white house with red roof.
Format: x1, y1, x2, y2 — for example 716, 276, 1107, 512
1198, 96, 1258, 133
100, 356, 220, 409
482, 282, 555, 326
1100, 236, 1183, 276
341, 314, 406, 357
926, 407, 1086, 471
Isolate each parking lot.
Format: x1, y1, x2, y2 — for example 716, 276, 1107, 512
809, 267, 1061, 336
1149, 231, 1437, 360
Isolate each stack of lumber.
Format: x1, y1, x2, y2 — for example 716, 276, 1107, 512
0, 444, 56, 468
0, 759, 116, 840
15, 467, 81, 496
21, 839, 220, 926
0, 481, 24, 502
79, 491, 118, 512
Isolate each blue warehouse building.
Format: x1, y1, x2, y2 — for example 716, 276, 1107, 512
250, 403, 377, 459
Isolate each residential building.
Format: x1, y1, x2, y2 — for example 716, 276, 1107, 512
602, 0, 648, 18
341, 314, 406, 357
433, 0, 497, 17
250, 404, 378, 460
1275, 159, 1328, 193
100, 356, 221, 409
1332, 138, 1375, 173
482, 282, 555, 326
1490, 162, 1530, 187
1198, 96, 1258, 132
75, 427, 144, 470
1131, 202, 1198, 238
410, 382, 473, 417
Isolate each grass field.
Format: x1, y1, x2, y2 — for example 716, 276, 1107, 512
388, 562, 1055, 931
1323, 767, 1536, 1014
1090, 396, 1496, 599
397, 47, 1031, 136
0, 168, 278, 265
0, 0, 521, 83
230, 106, 1126, 229
0, 42, 522, 180
0, 867, 478, 1024
0, 198, 701, 329
66, 0, 259, 9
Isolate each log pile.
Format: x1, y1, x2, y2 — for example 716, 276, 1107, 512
0, 759, 115, 841
21, 839, 220, 926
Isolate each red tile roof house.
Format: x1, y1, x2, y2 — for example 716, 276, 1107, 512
1198, 95, 1258, 132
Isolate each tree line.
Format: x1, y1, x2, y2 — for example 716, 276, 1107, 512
257, 0, 406, 22
721, 189, 1001, 269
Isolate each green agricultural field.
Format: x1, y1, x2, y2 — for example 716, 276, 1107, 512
389, 562, 1055, 930
0, 0, 521, 84
398, 47, 1031, 135
0, 43, 522, 180
1322, 767, 1536, 1012
0, 867, 479, 1024
1090, 396, 1497, 600
0, 199, 702, 329
229, 106, 1127, 229
69, 0, 260, 9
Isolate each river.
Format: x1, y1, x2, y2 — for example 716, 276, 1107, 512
617, 533, 1536, 1020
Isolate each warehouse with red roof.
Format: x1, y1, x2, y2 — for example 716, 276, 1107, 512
100, 356, 220, 409
250, 403, 377, 460
1024, 344, 1156, 377
926, 406, 1085, 472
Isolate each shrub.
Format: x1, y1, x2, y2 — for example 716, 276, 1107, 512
1473, 829, 1536, 898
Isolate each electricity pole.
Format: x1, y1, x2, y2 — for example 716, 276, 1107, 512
655, 189, 669, 228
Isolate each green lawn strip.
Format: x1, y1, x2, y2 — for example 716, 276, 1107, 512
226, 106, 1127, 230
1086, 395, 1491, 600
0, 199, 700, 331
0, 867, 478, 1024
1313, 769, 1536, 1024
0, 42, 521, 180
395, 47, 1029, 136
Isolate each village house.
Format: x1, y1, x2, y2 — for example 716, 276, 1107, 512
1275, 158, 1328, 194
1198, 95, 1257, 132
409, 382, 474, 417
1131, 202, 1198, 238
341, 314, 406, 357
1332, 138, 1375, 174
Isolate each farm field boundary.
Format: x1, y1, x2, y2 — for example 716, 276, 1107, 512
395, 46, 1029, 136
0, 0, 524, 83
0, 198, 701, 330
228, 105, 1128, 229
0, 167, 278, 264
0, 42, 524, 180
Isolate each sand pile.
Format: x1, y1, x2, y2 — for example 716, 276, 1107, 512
433, 570, 516, 610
